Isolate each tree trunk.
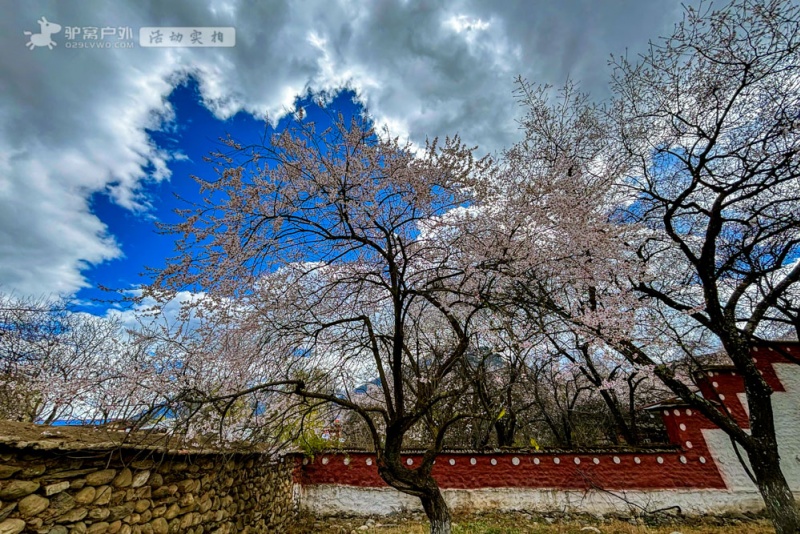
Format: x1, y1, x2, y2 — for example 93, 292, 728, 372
379, 434, 452, 534
598, 389, 638, 445
749, 447, 800, 534
494, 413, 517, 447
732, 335, 800, 534
421, 487, 452, 534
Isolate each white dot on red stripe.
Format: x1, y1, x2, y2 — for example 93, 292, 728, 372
686, 409, 693, 416
533, 458, 540, 465
673, 409, 680, 416
491, 459, 497, 466
574, 458, 581, 465
406, 458, 413, 465
593, 458, 600, 465
685, 441, 693, 449
344, 458, 350, 465
449, 459, 455, 466
366, 458, 373, 466
657, 457, 664, 464
321, 457, 329, 465
512, 457, 520, 466
680, 456, 687, 464
634, 457, 641, 464
613, 456, 620, 464
679, 423, 687, 431
470, 458, 476, 465
699, 457, 706, 464
554, 457, 560, 464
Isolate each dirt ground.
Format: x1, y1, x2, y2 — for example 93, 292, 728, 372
290, 511, 774, 534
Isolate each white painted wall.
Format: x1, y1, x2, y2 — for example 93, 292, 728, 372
702, 363, 800, 492
299, 361, 800, 516
302, 485, 765, 516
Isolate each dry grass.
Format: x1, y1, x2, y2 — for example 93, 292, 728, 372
291, 512, 774, 534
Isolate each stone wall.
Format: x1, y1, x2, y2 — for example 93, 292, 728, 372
0, 445, 296, 534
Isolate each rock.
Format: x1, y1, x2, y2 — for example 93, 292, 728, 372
357, 526, 369, 531
0, 480, 40, 499
113, 469, 133, 488
131, 471, 150, 489
151, 487, 171, 499
86, 523, 109, 534
130, 460, 154, 471
163, 504, 180, 520
93, 486, 112, 505
88, 507, 110, 520
69, 523, 86, 534
107, 503, 135, 522
48, 527, 68, 534
45, 481, 71, 496
580, 528, 602, 533
135, 500, 151, 513
0, 467, 20, 480
20, 464, 46, 477
86, 470, 117, 486
0, 503, 15, 522
41, 492, 76, 521
149, 518, 168, 534
147, 474, 163, 489
0, 519, 25, 534
56, 507, 87, 523
74, 487, 96, 504
179, 513, 194, 529
47, 469, 96, 480
18, 494, 49, 517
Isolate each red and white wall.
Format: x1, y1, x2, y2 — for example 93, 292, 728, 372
294, 343, 800, 515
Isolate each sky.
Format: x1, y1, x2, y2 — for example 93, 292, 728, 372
0, 0, 687, 315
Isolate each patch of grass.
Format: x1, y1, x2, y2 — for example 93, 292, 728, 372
290, 512, 774, 534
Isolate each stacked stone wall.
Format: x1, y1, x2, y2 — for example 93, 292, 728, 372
0, 445, 295, 534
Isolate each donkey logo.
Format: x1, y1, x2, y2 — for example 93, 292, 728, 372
24, 17, 62, 50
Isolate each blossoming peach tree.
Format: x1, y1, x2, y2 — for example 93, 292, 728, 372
146, 114, 494, 534
469, 1, 800, 531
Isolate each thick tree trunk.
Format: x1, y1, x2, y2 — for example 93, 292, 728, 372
749, 447, 800, 534
731, 335, 800, 534
598, 389, 638, 445
494, 413, 517, 447
378, 468, 453, 534
421, 487, 452, 534
379, 433, 452, 534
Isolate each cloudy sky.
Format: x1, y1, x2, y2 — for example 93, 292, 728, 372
1, 0, 686, 311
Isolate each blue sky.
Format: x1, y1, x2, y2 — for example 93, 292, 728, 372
1, 0, 687, 316
78, 80, 364, 311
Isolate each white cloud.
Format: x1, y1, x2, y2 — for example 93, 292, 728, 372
0, 0, 683, 297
